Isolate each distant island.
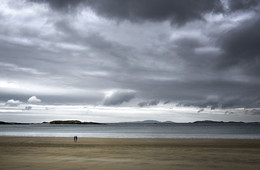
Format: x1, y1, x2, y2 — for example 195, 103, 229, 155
47, 120, 103, 125
120, 120, 175, 124
0, 120, 103, 125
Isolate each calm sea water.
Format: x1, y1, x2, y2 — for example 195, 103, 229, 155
0, 123, 260, 139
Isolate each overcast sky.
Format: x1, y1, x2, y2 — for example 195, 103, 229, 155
0, 0, 259, 123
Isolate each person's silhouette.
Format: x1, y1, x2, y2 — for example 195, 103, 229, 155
74, 136, 78, 142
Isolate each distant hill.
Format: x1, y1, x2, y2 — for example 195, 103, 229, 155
119, 120, 260, 124
120, 120, 175, 124
192, 120, 246, 124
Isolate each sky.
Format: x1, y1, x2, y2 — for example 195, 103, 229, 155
0, 0, 259, 123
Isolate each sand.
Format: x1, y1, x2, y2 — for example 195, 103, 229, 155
0, 137, 260, 170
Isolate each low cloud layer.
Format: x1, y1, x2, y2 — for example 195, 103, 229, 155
28, 96, 42, 103
103, 90, 136, 106
138, 100, 160, 107
5, 99, 23, 107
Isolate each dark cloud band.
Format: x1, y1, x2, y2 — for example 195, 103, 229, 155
29, 0, 223, 24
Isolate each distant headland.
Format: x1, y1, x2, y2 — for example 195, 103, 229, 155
119, 120, 260, 124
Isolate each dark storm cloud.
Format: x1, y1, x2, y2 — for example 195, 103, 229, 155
53, 18, 133, 67
30, 0, 223, 24
244, 109, 260, 115
182, 96, 260, 110
218, 17, 260, 76
132, 78, 260, 109
181, 95, 219, 110
163, 100, 170, 105
103, 91, 136, 106
228, 0, 259, 11
251, 109, 260, 115
138, 100, 160, 107
198, 109, 204, 113
24, 106, 32, 110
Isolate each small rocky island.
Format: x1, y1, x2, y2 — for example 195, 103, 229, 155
46, 120, 103, 125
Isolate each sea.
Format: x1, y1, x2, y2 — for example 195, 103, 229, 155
1, 123, 260, 139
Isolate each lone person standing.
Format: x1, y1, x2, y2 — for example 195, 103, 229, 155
74, 136, 78, 142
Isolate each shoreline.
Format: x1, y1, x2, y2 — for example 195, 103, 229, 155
1, 137, 260, 169
1, 135, 260, 139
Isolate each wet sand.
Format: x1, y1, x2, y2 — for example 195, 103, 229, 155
0, 137, 260, 169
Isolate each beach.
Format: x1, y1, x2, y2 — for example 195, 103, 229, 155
0, 137, 260, 169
